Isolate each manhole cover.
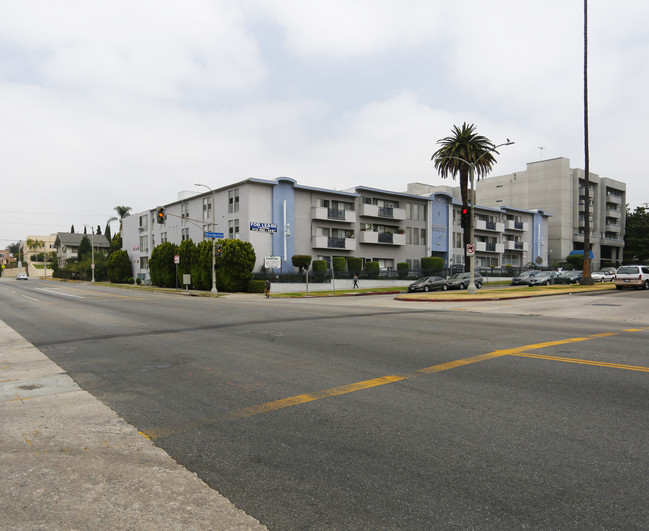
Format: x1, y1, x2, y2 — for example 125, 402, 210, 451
19, 384, 42, 390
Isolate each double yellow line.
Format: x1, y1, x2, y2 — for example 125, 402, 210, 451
143, 327, 649, 440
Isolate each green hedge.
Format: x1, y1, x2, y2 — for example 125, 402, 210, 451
397, 262, 409, 279
365, 261, 380, 278
312, 259, 327, 272
248, 280, 265, 293
333, 256, 347, 272
347, 257, 363, 273
421, 256, 444, 273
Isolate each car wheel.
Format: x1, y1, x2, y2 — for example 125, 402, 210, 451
476, 282, 482, 289
616, 285, 623, 290
442, 284, 448, 291
424, 286, 430, 292
545, 281, 550, 286
644, 280, 649, 290
459, 283, 465, 290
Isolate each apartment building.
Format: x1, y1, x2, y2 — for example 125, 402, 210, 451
122, 176, 548, 279
477, 157, 625, 268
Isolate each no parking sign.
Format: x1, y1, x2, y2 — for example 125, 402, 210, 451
466, 243, 475, 256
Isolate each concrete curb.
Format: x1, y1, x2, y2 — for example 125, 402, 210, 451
0, 319, 266, 530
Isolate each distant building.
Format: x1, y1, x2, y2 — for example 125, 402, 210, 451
55, 232, 110, 267
122, 177, 549, 280
477, 157, 625, 268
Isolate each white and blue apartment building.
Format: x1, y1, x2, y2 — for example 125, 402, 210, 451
122, 176, 550, 279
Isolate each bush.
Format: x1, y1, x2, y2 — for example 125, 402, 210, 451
292, 254, 312, 272
312, 259, 327, 273
216, 239, 256, 292
333, 256, 347, 272
106, 249, 132, 283
248, 280, 265, 293
149, 241, 178, 288
396, 262, 409, 279
421, 256, 443, 273
365, 261, 380, 278
347, 257, 363, 273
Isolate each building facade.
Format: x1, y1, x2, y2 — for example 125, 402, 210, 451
122, 177, 548, 280
476, 157, 625, 268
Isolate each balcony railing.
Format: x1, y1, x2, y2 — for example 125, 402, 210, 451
476, 220, 504, 232
359, 204, 406, 220
311, 206, 356, 223
358, 231, 406, 245
311, 235, 356, 250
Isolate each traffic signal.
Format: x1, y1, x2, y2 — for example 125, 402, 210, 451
217, 245, 222, 258
156, 207, 165, 224
461, 207, 470, 228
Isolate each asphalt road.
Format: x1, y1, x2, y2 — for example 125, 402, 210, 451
2, 278, 648, 530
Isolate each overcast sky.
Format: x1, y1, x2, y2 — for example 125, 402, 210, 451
2, 0, 648, 246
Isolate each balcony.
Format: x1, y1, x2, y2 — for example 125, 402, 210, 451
504, 240, 524, 251
311, 206, 356, 223
606, 193, 622, 204
359, 204, 406, 220
475, 220, 504, 232
358, 231, 406, 245
311, 235, 356, 251
476, 242, 505, 253
505, 220, 527, 231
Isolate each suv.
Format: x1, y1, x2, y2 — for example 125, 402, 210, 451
614, 265, 649, 290
447, 272, 483, 290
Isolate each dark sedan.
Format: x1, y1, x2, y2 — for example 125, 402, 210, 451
511, 271, 539, 286
407, 276, 448, 293
555, 271, 583, 284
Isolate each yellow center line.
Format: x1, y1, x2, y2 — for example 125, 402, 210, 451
510, 352, 649, 372
143, 330, 645, 440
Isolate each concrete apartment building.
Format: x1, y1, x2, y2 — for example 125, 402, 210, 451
476, 157, 626, 269
122, 177, 548, 280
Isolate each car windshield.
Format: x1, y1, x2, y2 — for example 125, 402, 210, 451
617, 266, 638, 274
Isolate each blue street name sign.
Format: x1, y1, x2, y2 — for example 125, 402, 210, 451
205, 232, 224, 238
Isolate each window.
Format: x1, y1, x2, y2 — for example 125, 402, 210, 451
202, 197, 212, 220
161, 232, 167, 243
139, 235, 148, 253
181, 203, 189, 218
420, 228, 426, 243
406, 227, 412, 245
140, 256, 149, 270
406, 202, 412, 220
181, 228, 189, 241
228, 188, 240, 213
228, 219, 240, 239
139, 215, 148, 230
412, 228, 420, 245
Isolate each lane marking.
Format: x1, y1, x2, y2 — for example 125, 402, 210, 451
143, 330, 647, 440
22, 295, 39, 301
510, 352, 649, 372
34, 288, 84, 299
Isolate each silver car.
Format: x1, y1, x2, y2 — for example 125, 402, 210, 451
447, 272, 483, 290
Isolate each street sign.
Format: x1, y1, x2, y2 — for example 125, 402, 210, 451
466, 243, 475, 256
205, 232, 224, 238
174, 255, 180, 264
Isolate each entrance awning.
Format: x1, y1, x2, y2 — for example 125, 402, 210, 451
568, 250, 594, 258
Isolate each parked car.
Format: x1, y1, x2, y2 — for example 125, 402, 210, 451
600, 266, 617, 275
16, 272, 28, 280
528, 271, 561, 286
591, 270, 614, 282
511, 271, 539, 286
555, 271, 583, 284
447, 272, 483, 290
407, 276, 448, 293
614, 265, 649, 290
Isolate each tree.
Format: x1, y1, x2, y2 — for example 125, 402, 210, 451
104, 224, 112, 246
149, 241, 178, 288
78, 235, 92, 262
432, 123, 498, 271
110, 206, 132, 233
624, 204, 649, 263
106, 250, 132, 283
292, 255, 312, 273
216, 239, 256, 292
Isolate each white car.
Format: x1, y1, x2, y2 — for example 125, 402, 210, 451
591, 271, 614, 282
16, 272, 28, 280
614, 265, 649, 290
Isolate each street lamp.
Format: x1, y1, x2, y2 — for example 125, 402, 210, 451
442, 141, 514, 294
195, 183, 218, 295
82, 225, 95, 283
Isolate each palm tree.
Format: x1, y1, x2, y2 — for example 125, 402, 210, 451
432, 123, 498, 271
110, 205, 132, 233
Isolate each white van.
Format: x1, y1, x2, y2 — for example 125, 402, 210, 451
614, 265, 649, 290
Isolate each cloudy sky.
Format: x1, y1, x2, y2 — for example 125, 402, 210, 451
2, 0, 648, 246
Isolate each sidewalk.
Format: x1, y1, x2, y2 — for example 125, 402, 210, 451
0, 319, 266, 530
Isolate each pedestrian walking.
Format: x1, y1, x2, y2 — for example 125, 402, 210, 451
353, 274, 359, 289
265, 279, 271, 298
